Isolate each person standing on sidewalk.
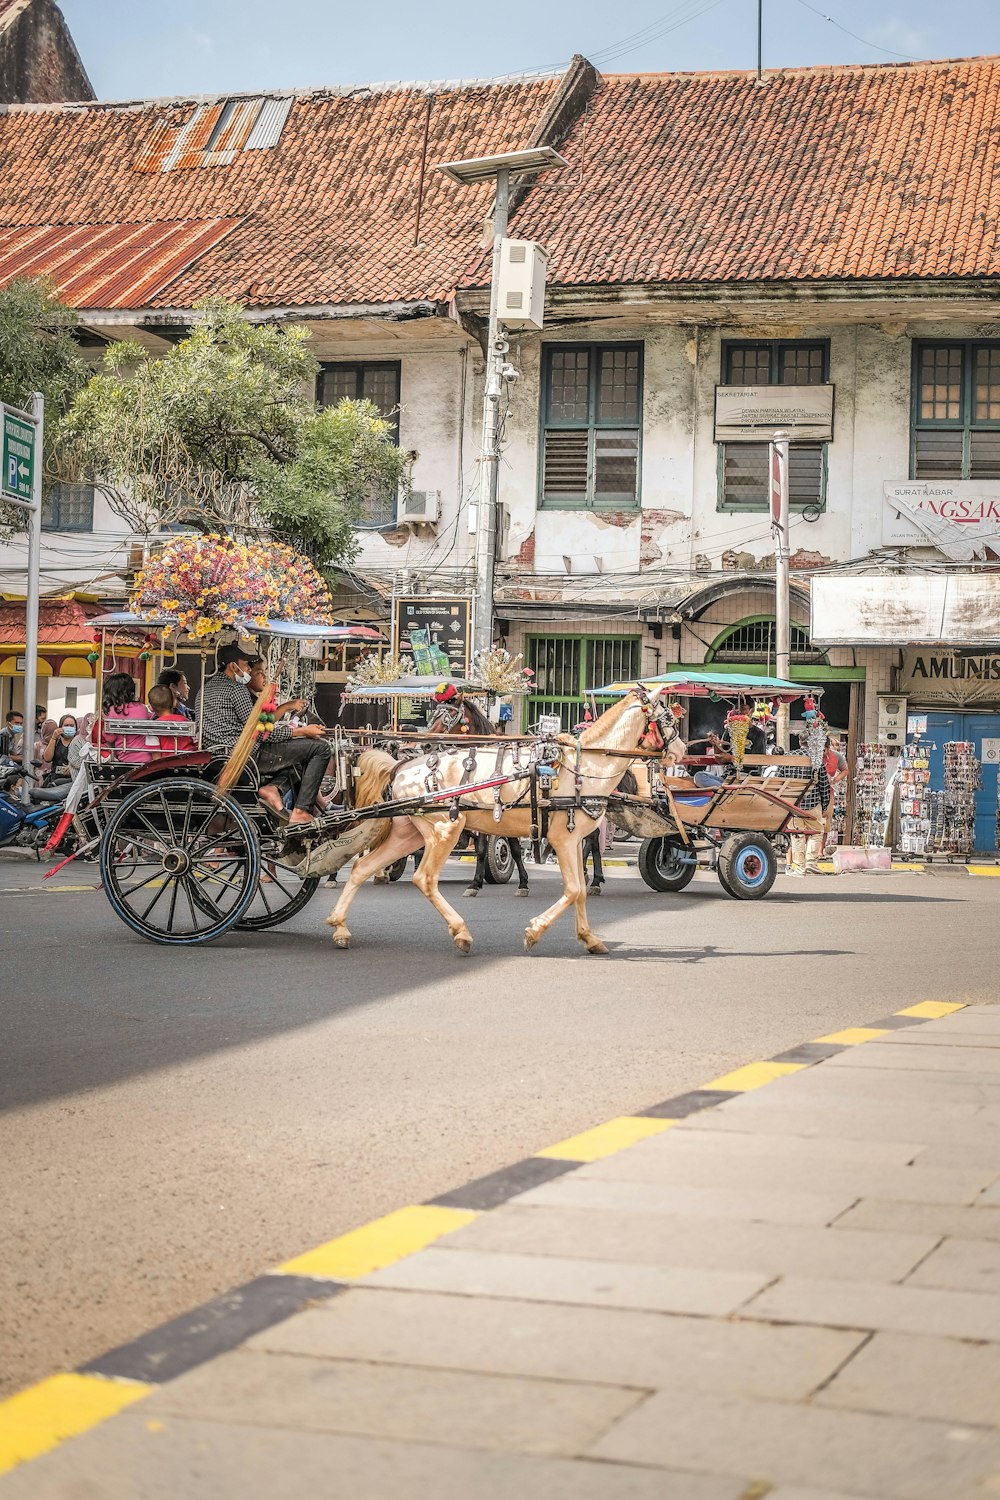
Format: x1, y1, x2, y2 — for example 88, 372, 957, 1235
823, 734, 849, 851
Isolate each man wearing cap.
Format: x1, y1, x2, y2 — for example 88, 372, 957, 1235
427, 682, 492, 736
197, 643, 328, 826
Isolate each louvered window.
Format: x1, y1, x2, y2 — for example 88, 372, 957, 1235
319, 362, 401, 526
525, 635, 642, 730
719, 341, 828, 511
541, 345, 642, 508
912, 343, 1000, 480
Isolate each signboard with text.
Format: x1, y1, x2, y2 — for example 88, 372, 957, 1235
883, 481, 1000, 553
900, 649, 1000, 708
392, 596, 472, 725
1, 406, 35, 501
714, 385, 834, 443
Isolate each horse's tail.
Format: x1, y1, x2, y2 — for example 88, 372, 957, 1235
353, 748, 397, 853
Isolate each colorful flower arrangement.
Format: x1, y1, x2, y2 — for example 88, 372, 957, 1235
471, 647, 534, 696
130, 535, 335, 635
345, 651, 415, 693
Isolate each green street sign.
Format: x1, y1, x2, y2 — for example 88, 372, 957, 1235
1, 406, 35, 501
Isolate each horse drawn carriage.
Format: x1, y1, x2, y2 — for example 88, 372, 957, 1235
594, 671, 830, 900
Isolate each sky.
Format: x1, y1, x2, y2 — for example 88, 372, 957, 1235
60, 0, 999, 100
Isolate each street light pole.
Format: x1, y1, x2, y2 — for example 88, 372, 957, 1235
474, 164, 510, 659
770, 430, 791, 750
21, 392, 43, 798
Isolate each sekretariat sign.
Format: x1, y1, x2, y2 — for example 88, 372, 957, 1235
714, 385, 834, 442
901, 649, 1000, 707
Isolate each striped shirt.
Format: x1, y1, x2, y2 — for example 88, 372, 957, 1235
196, 674, 292, 755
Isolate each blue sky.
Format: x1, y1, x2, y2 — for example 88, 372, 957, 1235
61, 0, 998, 99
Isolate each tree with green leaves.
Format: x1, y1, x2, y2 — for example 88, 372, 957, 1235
61, 296, 409, 572
0, 277, 88, 533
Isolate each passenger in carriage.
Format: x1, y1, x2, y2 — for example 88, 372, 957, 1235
99, 672, 158, 765
148, 684, 197, 755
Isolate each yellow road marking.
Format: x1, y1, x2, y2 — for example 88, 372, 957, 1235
967, 865, 1000, 876
896, 1001, 966, 1019
536, 1116, 676, 1163
0, 1373, 150, 1476
47, 884, 96, 893
276, 1204, 477, 1281
704, 1061, 806, 1093
814, 1027, 889, 1046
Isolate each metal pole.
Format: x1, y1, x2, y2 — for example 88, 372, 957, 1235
756, 0, 763, 82
770, 430, 791, 750
21, 392, 43, 801
473, 165, 510, 659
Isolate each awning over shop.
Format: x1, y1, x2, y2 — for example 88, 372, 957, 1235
811, 574, 1000, 645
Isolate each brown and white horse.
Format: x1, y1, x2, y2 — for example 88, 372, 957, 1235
325, 689, 676, 955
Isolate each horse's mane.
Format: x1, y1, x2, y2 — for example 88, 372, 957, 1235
354, 748, 397, 808
575, 693, 639, 748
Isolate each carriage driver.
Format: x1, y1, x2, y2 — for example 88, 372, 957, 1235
197, 642, 328, 827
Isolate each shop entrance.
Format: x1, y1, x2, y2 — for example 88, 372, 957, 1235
923, 711, 1000, 855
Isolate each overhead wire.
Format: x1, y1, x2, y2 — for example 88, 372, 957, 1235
791, 0, 926, 60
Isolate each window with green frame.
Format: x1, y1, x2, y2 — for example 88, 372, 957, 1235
718, 340, 828, 512
540, 343, 642, 508
911, 341, 1000, 479
525, 635, 642, 730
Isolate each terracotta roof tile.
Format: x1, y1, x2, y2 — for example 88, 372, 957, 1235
0, 596, 104, 645
496, 56, 1000, 286
0, 77, 561, 308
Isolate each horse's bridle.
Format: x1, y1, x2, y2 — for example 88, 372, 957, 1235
632, 683, 679, 753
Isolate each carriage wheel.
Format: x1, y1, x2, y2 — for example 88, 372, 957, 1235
638, 836, 697, 893
100, 778, 260, 945
234, 841, 321, 931
717, 833, 777, 900
483, 837, 514, 884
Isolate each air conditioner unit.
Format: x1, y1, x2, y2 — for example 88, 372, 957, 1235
400, 489, 440, 526
497, 239, 547, 330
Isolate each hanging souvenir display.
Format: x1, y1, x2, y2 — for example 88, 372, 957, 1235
853, 743, 890, 847
896, 738, 933, 856
940, 741, 981, 857
801, 717, 827, 770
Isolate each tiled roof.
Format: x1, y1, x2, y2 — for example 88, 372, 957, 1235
0, 77, 561, 308
0, 219, 241, 308
499, 56, 1000, 286
0, 596, 104, 645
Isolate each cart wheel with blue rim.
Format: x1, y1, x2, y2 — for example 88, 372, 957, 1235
716, 831, 777, 900
99, 778, 260, 944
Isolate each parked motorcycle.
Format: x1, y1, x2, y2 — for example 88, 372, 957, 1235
0, 757, 74, 856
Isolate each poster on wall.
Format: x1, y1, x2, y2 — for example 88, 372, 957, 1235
883, 481, 1000, 562
714, 385, 834, 442
392, 596, 472, 724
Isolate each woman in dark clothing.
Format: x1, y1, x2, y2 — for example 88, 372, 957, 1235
41, 714, 77, 782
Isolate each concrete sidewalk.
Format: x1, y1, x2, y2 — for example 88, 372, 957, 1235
6, 1004, 1000, 1499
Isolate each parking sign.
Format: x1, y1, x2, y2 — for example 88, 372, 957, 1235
1, 406, 35, 502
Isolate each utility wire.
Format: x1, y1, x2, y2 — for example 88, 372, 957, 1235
792, 0, 925, 61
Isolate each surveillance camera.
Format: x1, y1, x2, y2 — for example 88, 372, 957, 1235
500, 362, 520, 384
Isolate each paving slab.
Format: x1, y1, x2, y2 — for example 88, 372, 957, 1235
247, 1288, 865, 1401
443, 1203, 937, 1283
766, 1490, 882, 1500
141, 1347, 642, 1457
875, 1029, 1000, 1049
514, 1174, 859, 1226
743, 1273, 1000, 1342
0, 1415, 746, 1500
835, 1197, 1000, 1242
906, 1235, 1000, 1293
728, 1065, 1000, 1105
825, 1042, 1000, 1075
817, 1330, 1000, 1427
577, 1143, 994, 1207
590, 1386, 1000, 1499
650, 1127, 923, 1165
910, 1139, 1000, 1169
679, 1098, 986, 1144
978, 1178, 1000, 1206
364, 1246, 770, 1316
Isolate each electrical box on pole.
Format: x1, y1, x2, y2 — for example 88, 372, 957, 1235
497, 240, 548, 329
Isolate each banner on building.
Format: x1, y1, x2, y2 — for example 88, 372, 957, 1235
811, 574, 1000, 646
714, 385, 834, 442
883, 481, 1000, 562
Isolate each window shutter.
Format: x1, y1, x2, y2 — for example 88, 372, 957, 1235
543, 429, 589, 498
914, 428, 964, 479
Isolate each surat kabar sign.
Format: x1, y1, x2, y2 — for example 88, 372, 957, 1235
883, 482, 1000, 561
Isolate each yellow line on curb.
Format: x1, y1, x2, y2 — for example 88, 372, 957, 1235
0, 1373, 150, 1476
896, 1001, 966, 1019
814, 1027, 890, 1046
967, 866, 1000, 876
275, 1204, 477, 1281
703, 1061, 806, 1093
536, 1116, 676, 1163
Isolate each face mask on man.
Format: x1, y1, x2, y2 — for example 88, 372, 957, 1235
9, 724, 21, 737
235, 671, 251, 686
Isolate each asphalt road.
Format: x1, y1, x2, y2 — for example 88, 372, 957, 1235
2, 849, 997, 1399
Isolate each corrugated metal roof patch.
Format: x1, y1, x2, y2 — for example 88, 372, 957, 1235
133, 96, 292, 173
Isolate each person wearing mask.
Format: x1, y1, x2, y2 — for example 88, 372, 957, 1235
157, 667, 195, 721
197, 643, 327, 826
0, 709, 23, 759
41, 714, 78, 782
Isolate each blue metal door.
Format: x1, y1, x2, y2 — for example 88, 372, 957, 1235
924, 712, 1000, 854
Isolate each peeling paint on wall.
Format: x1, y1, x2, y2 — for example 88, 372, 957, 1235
641, 508, 687, 570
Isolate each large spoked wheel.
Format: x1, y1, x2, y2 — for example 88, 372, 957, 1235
638, 836, 697, 893
717, 832, 777, 901
100, 778, 260, 945
483, 837, 514, 885
235, 842, 321, 931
